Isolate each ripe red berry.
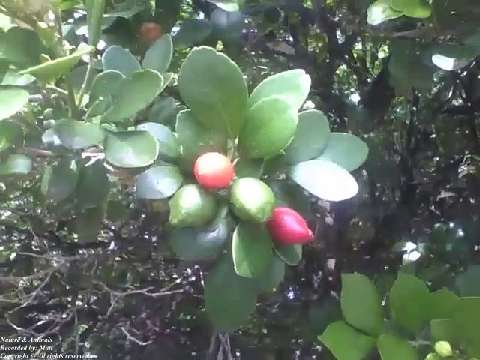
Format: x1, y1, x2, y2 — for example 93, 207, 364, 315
139, 22, 163, 44
194, 152, 235, 190
267, 207, 314, 245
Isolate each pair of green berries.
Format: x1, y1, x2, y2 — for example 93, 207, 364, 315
168, 177, 274, 227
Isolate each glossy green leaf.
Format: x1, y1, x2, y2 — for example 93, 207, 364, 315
317, 133, 369, 171
275, 244, 302, 266
377, 334, 418, 360
0, 70, 35, 86
136, 122, 179, 160
41, 159, 79, 201
284, 109, 330, 164
102, 46, 141, 76
178, 46, 248, 137
86, 0, 106, 46
232, 222, 273, 278
234, 158, 264, 178
21, 45, 94, 82
430, 319, 457, 343
169, 184, 217, 227
429, 288, 461, 319
173, 20, 213, 49
319, 321, 376, 360
240, 96, 298, 159
142, 34, 173, 73
169, 209, 229, 261
341, 274, 384, 336
209, 0, 240, 11
104, 130, 159, 168
0, 154, 31, 176
389, 273, 431, 333
0, 88, 29, 120
230, 178, 275, 223
135, 165, 183, 200
76, 161, 110, 209
53, 119, 104, 149
255, 254, 286, 293
367, 0, 403, 25
249, 69, 311, 110
148, 97, 179, 124
90, 70, 124, 102
289, 159, 359, 201
390, 0, 431, 18
204, 254, 257, 331
175, 109, 226, 169
103, 70, 163, 123
452, 297, 480, 356
0, 27, 41, 66
0, 121, 23, 151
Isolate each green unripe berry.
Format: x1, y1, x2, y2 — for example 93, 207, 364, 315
169, 184, 217, 227
425, 352, 441, 360
230, 178, 275, 222
434, 341, 453, 358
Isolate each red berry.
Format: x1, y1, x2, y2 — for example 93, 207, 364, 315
194, 152, 235, 190
267, 207, 314, 245
139, 22, 163, 44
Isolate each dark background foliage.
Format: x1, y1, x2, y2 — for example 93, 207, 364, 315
1, 0, 480, 359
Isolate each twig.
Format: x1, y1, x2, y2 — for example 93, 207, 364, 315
120, 327, 152, 346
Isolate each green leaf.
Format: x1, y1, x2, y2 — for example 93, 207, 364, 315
232, 222, 273, 278
377, 334, 418, 360
367, 0, 403, 25
249, 70, 311, 110
175, 109, 226, 170
104, 130, 159, 168
317, 133, 369, 171
41, 159, 79, 201
53, 119, 104, 149
169, 209, 229, 261
142, 34, 173, 73
319, 321, 376, 360
173, 20, 213, 49
169, 184, 217, 227
148, 97, 179, 124
455, 265, 480, 297
284, 109, 330, 164
275, 244, 302, 266
430, 319, 457, 343
0, 121, 23, 151
0, 70, 35, 86
178, 46, 248, 138
0, 88, 29, 120
90, 70, 125, 102
77, 206, 105, 244
86, 0, 106, 46
452, 297, 480, 357
136, 122, 179, 160
390, 0, 431, 18
289, 159, 359, 202
230, 178, 275, 223
341, 274, 384, 336
21, 45, 94, 82
0, 27, 41, 66
429, 288, 461, 320
255, 254, 286, 293
389, 273, 431, 334
204, 254, 257, 331
0, 154, 31, 176
102, 46, 141, 76
103, 69, 163, 123
135, 165, 183, 199
76, 161, 110, 209
240, 96, 298, 159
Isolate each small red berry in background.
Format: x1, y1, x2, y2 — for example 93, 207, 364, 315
139, 22, 163, 44
194, 152, 235, 190
267, 207, 314, 245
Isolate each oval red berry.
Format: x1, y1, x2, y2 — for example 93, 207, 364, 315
194, 152, 235, 190
267, 207, 314, 245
